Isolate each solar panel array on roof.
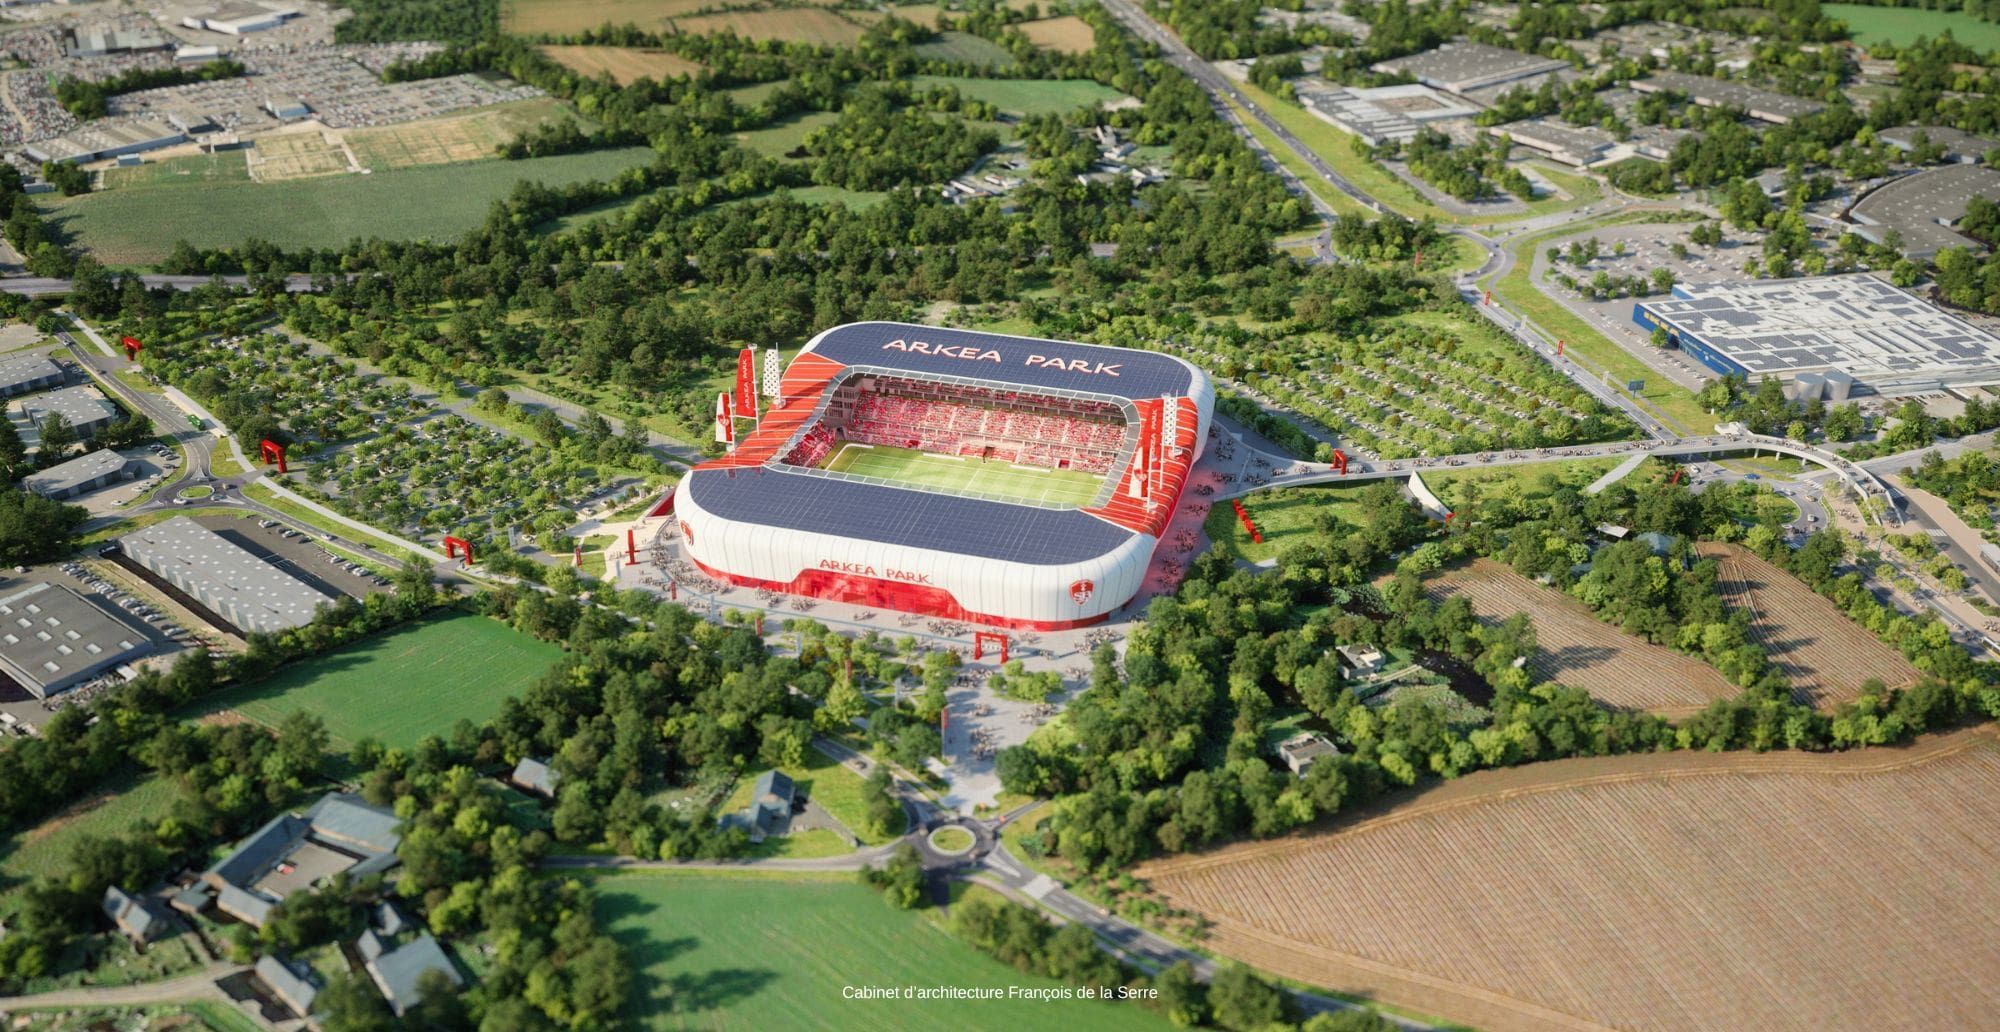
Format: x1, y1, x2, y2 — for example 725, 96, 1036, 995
803, 322, 1195, 402
685, 466, 1134, 565
1637, 274, 2000, 385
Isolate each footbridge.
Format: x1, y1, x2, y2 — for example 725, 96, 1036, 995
1209, 433, 1901, 524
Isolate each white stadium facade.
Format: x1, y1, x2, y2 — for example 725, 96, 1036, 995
667, 322, 1215, 629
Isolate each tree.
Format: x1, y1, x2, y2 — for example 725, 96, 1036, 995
863, 845, 928, 909
0, 487, 85, 563
1208, 964, 1295, 1031
0, 418, 22, 475
1156, 961, 1210, 1028
35, 413, 74, 461
860, 766, 899, 838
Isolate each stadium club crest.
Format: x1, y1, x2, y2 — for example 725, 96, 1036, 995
1070, 579, 1095, 606
679, 520, 694, 546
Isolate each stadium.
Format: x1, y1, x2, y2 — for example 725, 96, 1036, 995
669, 322, 1215, 629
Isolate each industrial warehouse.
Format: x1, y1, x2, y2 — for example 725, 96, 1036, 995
1633, 274, 2000, 396
0, 581, 153, 699
669, 323, 1214, 628
117, 515, 333, 635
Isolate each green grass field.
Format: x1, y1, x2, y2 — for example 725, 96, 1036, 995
40, 148, 656, 265
0, 777, 180, 909
190, 612, 562, 749
721, 749, 906, 847
823, 442, 1104, 506
735, 111, 840, 157
910, 76, 1129, 115
593, 875, 1176, 1031
98, 152, 252, 191
913, 31, 1019, 67
1829, 3, 2000, 49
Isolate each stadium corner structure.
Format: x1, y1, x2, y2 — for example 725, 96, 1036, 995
670, 322, 1215, 629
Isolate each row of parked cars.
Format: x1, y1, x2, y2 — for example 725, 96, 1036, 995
60, 559, 214, 652
256, 520, 393, 589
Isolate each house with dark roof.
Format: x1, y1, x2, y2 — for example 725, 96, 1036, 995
204, 792, 401, 927
720, 770, 796, 843
102, 886, 169, 944
255, 954, 322, 1021
361, 931, 464, 1017
509, 757, 558, 799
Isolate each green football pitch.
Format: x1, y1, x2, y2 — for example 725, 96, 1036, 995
821, 442, 1105, 507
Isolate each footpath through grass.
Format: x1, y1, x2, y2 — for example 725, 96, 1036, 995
188, 611, 562, 750
592, 873, 1177, 1032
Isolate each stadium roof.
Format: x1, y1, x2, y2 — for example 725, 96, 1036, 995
801, 322, 1198, 403
684, 466, 1135, 564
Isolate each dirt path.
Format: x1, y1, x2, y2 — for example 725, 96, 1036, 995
0, 963, 244, 1009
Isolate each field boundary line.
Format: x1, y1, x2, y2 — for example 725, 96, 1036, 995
1137, 727, 2000, 876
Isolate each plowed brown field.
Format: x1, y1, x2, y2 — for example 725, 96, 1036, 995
1136, 728, 2000, 1032
1426, 558, 1737, 714
1700, 542, 1922, 706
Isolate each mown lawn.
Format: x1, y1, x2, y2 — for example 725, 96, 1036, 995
910, 75, 1130, 115
721, 748, 907, 847
592, 874, 1177, 1031
40, 148, 657, 264
188, 611, 562, 749
1829, 2, 2000, 49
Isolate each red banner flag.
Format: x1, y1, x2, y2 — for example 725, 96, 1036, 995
735, 348, 758, 419
714, 391, 734, 444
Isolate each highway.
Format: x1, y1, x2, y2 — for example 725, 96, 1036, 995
1, 273, 321, 296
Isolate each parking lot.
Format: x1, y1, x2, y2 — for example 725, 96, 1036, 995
1531, 221, 1767, 392
68, 441, 181, 518
192, 512, 389, 600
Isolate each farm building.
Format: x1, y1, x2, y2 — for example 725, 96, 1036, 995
510, 757, 558, 798
0, 581, 153, 699
1634, 274, 2000, 394
360, 930, 464, 1017
254, 955, 322, 1021
721, 769, 796, 843
0, 353, 62, 397
1276, 732, 1339, 777
671, 322, 1213, 629
203, 792, 401, 927
23, 448, 137, 499
118, 516, 334, 635
102, 886, 169, 944
20, 383, 119, 438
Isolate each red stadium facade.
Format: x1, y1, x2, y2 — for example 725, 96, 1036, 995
670, 323, 1215, 629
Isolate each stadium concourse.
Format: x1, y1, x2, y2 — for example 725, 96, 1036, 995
670, 322, 1218, 630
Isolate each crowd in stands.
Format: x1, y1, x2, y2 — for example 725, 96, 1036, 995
794, 384, 1127, 475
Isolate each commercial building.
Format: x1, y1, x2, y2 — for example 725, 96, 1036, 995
1878, 124, 1996, 163
190, 1, 297, 34
1628, 70, 1825, 125
70, 24, 168, 57
1371, 42, 1568, 95
1295, 81, 1479, 146
264, 95, 310, 120
1491, 118, 1619, 167
1633, 274, 2000, 394
203, 792, 401, 927
0, 581, 153, 699
119, 516, 334, 635
1848, 163, 2000, 259
673, 322, 1214, 629
20, 383, 119, 439
0, 353, 62, 397
23, 448, 136, 499
23, 119, 188, 164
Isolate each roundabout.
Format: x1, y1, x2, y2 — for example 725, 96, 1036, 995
926, 825, 976, 857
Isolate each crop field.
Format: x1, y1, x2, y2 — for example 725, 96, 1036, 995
538, 45, 705, 85
1018, 16, 1098, 53
191, 612, 561, 750
672, 8, 869, 45
503, 0, 714, 35
0, 777, 179, 909
1828, 3, 2000, 49
1136, 728, 2000, 1032
1700, 542, 1922, 706
345, 98, 580, 170
1426, 559, 1738, 713
247, 130, 352, 181
910, 75, 1129, 115
38, 147, 655, 264
592, 875, 1175, 1031
846, 3, 944, 27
